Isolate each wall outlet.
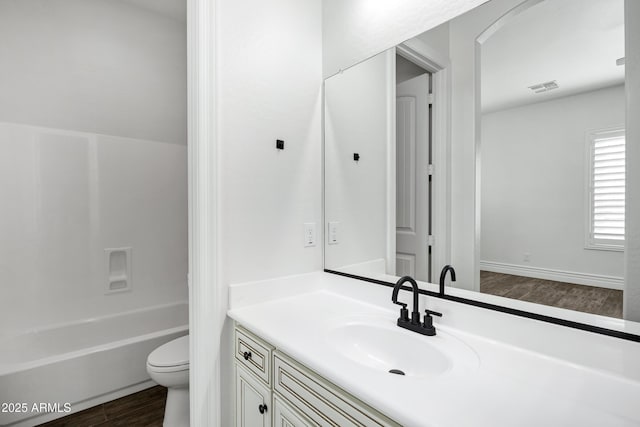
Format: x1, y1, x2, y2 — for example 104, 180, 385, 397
328, 221, 339, 245
523, 252, 531, 262
304, 223, 316, 247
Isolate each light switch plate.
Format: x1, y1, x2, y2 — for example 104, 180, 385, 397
304, 223, 316, 247
328, 221, 339, 245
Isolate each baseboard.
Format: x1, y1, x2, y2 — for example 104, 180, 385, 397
480, 261, 623, 290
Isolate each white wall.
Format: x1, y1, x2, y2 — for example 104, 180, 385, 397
0, 0, 187, 144
481, 85, 625, 281
414, 22, 451, 60
322, 0, 488, 78
324, 50, 393, 272
218, 0, 323, 287
624, 0, 640, 321
0, 123, 187, 334
444, 0, 526, 290
217, 0, 323, 424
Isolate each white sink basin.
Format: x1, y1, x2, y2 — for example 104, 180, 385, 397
326, 314, 479, 378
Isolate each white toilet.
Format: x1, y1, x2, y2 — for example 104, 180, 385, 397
147, 335, 189, 427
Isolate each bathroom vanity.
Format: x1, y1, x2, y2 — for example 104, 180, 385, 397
228, 272, 640, 427
234, 325, 399, 426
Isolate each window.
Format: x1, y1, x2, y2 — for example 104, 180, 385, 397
586, 127, 625, 250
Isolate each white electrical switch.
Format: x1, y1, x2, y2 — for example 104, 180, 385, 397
328, 221, 339, 245
304, 223, 316, 247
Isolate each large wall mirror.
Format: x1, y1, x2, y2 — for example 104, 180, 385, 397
324, 0, 639, 336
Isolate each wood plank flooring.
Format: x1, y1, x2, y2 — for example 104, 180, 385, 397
37, 385, 166, 427
480, 271, 623, 318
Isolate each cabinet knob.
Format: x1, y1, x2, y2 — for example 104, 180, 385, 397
258, 404, 268, 414
243, 351, 252, 361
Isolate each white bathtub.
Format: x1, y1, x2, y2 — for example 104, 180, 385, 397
0, 302, 188, 426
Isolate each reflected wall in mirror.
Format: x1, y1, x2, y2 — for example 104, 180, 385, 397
324, 0, 639, 327
479, 0, 625, 318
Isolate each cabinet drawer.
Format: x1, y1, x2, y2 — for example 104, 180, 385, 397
235, 325, 274, 386
273, 352, 399, 427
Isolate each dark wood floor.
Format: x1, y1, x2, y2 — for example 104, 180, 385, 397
38, 386, 166, 427
480, 271, 623, 318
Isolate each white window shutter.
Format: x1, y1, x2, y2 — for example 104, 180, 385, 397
588, 129, 625, 249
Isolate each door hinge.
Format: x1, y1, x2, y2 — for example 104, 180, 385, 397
427, 235, 435, 246
427, 93, 434, 105
427, 164, 434, 175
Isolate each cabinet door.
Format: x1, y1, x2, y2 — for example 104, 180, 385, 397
236, 364, 272, 427
273, 394, 318, 427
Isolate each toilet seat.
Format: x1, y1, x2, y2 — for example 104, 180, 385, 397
147, 335, 189, 372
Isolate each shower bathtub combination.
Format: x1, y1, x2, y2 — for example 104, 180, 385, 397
0, 302, 188, 426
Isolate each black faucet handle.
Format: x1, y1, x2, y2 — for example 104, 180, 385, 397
425, 309, 442, 317
421, 309, 440, 336
393, 300, 407, 308
393, 301, 410, 322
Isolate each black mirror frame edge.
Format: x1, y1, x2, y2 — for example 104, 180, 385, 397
324, 269, 640, 343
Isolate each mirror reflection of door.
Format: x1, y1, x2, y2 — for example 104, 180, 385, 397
396, 55, 432, 282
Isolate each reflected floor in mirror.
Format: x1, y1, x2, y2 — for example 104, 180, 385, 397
37, 386, 166, 427
480, 271, 623, 319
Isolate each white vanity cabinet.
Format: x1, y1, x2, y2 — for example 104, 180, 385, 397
234, 324, 400, 427
235, 325, 274, 426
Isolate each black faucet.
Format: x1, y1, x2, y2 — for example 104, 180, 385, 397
439, 265, 456, 296
392, 276, 442, 336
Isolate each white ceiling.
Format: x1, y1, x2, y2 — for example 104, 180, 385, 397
481, 0, 624, 113
120, 0, 186, 22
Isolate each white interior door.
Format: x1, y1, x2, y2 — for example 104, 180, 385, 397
396, 73, 430, 281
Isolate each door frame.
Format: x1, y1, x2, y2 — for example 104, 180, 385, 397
397, 40, 452, 282
187, 0, 220, 426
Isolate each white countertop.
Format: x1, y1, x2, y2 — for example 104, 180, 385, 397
227, 272, 640, 427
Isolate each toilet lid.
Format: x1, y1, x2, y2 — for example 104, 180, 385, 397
148, 335, 189, 368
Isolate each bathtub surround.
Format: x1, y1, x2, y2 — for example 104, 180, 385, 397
0, 302, 187, 426
0, 123, 188, 335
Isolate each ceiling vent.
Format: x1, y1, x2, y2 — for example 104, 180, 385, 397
528, 80, 559, 93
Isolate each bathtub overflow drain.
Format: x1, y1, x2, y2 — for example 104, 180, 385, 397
388, 369, 405, 376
